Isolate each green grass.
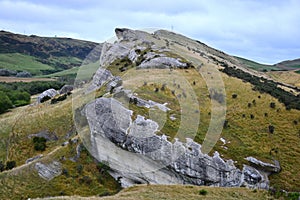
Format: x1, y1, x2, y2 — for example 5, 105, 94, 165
0, 95, 120, 199
235, 56, 279, 71
40, 61, 100, 81
0, 53, 55, 75
0, 142, 120, 200
120, 67, 300, 191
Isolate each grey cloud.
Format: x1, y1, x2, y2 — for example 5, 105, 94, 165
0, 0, 299, 63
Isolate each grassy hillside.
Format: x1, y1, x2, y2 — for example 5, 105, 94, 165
275, 58, 300, 70
0, 53, 55, 75
234, 56, 279, 71
0, 30, 101, 76
38, 185, 272, 200
267, 71, 300, 88
40, 61, 100, 81
0, 95, 120, 199
0, 29, 299, 199
102, 44, 300, 191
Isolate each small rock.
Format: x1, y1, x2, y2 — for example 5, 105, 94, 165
34, 161, 62, 180
28, 130, 58, 141
26, 154, 43, 164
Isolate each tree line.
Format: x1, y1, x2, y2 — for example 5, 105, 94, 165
0, 81, 64, 114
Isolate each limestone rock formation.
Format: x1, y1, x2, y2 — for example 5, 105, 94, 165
79, 28, 281, 190
83, 97, 274, 189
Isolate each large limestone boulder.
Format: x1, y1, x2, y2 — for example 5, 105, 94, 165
37, 89, 58, 103
83, 97, 273, 189
34, 161, 62, 180
138, 56, 187, 69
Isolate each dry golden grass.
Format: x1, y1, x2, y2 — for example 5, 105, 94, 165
34, 185, 271, 200
267, 71, 300, 88
0, 76, 55, 82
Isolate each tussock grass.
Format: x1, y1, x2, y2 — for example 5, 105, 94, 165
34, 185, 271, 200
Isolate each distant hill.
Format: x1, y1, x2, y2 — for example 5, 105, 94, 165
0, 30, 101, 76
275, 58, 300, 70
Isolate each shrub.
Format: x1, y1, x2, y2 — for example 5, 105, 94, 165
40, 95, 51, 103
0, 91, 13, 114
62, 168, 69, 177
76, 164, 83, 174
287, 192, 300, 200
232, 94, 238, 99
199, 189, 208, 195
270, 102, 276, 109
33, 137, 47, 151
5, 160, 16, 170
161, 83, 167, 91
248, 103, 252, 108
268, 125, 275, 134
250, 114, 255, 119
97, 161, 110, 174
223, 120, 229, 128
79, 176, 92, 185
0, 161, 4, 172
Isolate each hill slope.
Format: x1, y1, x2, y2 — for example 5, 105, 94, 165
0, 28, 299, 199
0, 30, 101, 76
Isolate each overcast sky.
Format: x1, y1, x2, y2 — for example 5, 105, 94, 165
0, 0, 299, 64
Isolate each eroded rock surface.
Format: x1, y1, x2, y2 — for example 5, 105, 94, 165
84, 97, 274, 189
37, 88, 58, 103
34, 161, 62, 180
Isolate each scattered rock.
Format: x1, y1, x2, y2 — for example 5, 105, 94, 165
28, 130, 58, 141
128, 94, 170, 112
245, 157, 281, 173
220, 137, 226, 145
34, 161, 62, 180
0, 69, 17, 76
16, 71, 32, 77
87, 67, 113, 92
106, 76, 123, 92
70, 143, 83, 162
169, 114, 176, 121
138, 56, 187, 69
25, 154, 43, 164
37, 89, 58, 103
59, 85, 74, 94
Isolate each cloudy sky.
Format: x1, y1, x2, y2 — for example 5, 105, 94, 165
0, 0, 299, 64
